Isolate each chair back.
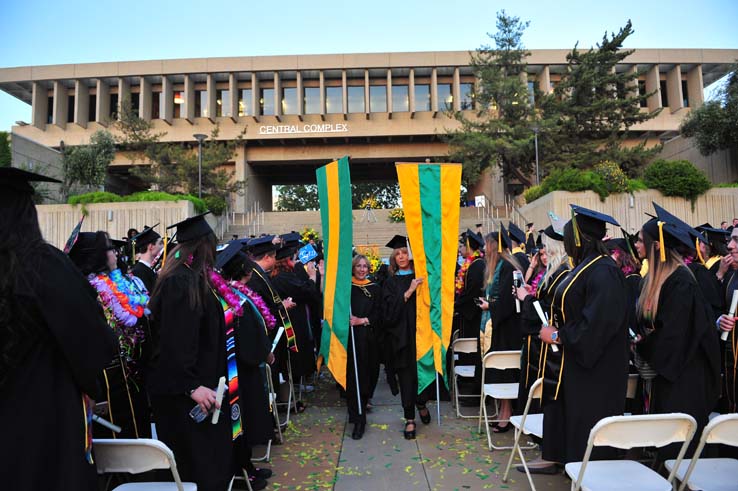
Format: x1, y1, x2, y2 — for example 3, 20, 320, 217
482, 350, 521, 370
93, 438, 186, 491
452, 337, 478, 355
625, 373, 638, 399
519, 378, 543, 420
676, 413, 738, 491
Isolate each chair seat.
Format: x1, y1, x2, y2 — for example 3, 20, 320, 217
664, 458, 738, 491
509, 413, 543, 438
114, 483, 197, 491
565, 460, 672, 491
454, 365, 475, 378
483, 382, 518, 400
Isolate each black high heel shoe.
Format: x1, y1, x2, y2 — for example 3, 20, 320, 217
403, 420, 416, 440
351, 422, 365, 440
417, 405, 431, 425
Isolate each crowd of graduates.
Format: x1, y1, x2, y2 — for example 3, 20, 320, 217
1, 167, 737, 490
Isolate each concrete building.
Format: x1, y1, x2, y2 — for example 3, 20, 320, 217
1, 49, 736, 211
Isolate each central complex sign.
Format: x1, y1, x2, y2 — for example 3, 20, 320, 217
258, 123, 349, 135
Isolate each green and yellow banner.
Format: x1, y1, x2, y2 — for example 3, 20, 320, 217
316, 156, 353, 389
396, 162, 462, 393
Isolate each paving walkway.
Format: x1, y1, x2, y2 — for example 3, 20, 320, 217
255, 370, 571, 491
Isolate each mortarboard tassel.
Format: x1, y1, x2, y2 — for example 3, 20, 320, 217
571, 209, 581, 248
162, 234, 169, 267
657, 221, 666, 263
406, 237, 413, 261
497, 229, 502, 253
130, 239, 136, 266
695, 237, 705, 265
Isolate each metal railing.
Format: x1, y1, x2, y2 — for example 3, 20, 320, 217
229, 201, 264, 238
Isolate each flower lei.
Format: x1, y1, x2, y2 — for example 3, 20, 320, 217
455, 250, 482, 295
229, 280, 277, 329
208, 268, 243, 316
530, 268, 546, 297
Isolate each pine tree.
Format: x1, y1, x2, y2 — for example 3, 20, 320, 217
0, 131, 11, 166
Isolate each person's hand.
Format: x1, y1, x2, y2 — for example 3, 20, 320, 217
306, 262, 317, 281
515, 284, 531, 301
539, 326, 560, 345
317, 259, 325, 276
349, 315, 361, 327
477, 297, 489, 311
719, 315, 736, 333
404, 277, 424, 301
190, 386, 217, 414
530, 254, 539, 270
718, 255, 734, 280
267, 352, 275, 365
283, 297, 296, 309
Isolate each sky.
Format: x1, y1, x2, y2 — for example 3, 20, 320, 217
1, 0, 736, 131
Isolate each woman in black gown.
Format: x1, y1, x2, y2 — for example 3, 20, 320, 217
382, 235, 429, 439
346, 254, 382, 440
147, 213, 233, 491
0, 168, 117, 491
635, 207, 721, 459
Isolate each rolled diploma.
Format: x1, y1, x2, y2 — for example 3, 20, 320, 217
533, 300, 558, 352
724, 290, 738, 341
271, 326, 285, 353
92, 414, 122, 433
211, 376, 227, 424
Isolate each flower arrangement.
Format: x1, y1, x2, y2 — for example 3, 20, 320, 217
388, 208, 405, 223
360, 196, 379, 210
356, 245, 382, 273
300, 226, 320, 243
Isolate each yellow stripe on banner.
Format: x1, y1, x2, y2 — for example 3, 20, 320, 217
439, 165, 462, 372
329, 331, 347, 388
396, 164, 432, 364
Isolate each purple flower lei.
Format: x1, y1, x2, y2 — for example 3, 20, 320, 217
229, 280, 277, 330
208, 269, 244, 316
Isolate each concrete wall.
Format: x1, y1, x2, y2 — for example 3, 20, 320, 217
37, 200, 195, 250
659, 135, 738, 184
518, 188, 738, 234
11, 132, 64, 203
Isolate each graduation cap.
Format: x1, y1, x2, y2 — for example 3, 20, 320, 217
247, 235, 278, 256
652, 203, 706, 243
488, 225, 512, 252
570, 204, 620, 243
507, 222, 526, 245
462, 229, 485, 251
215, 240, 243, 271
165, 212, 212, 243
605, 238, 629, 253
542, 211, 565, 241
526, 222, 534, 229
109, 238, 127, 250
695, 223, 730, 245
386, 234, 410, 250
643, 203, 696, 262
131, 224, 161, 250
0, 167, 61, 196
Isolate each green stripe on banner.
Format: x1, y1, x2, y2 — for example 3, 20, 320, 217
418, 165, 443, 392
316, 165, 332, 363
335, 156, 353, 345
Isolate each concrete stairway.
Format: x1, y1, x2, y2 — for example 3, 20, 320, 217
229, 207, 511, 257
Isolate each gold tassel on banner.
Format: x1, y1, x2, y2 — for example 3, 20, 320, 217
657, 221, 666, 263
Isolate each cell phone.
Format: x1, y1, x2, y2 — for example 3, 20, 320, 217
512, 270, 524, 288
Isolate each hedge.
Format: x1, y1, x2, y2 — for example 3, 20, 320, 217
68, 191, 209, 214
642, 159, 711, 204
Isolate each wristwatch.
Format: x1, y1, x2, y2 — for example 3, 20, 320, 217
550, 330, 559, 343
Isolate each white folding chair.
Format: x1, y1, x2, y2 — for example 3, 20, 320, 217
93, 438, 196, 491
502, 378, 543, 489
664, 413, 738, 491
477, 350, 522, 450
565, 413, 697, 491
450, 337, 479, 418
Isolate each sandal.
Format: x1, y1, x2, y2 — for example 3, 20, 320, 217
417, 405, 431, 425
403, 420, 416, 440
492, 422, 511, 433
295, 401, 307, 413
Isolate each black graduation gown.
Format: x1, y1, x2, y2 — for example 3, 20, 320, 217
517, 264, 569, 411
487, 260, 522, 384
147, 267, 232, 491
513, 250, 531, 272
295, 262, 324, 352
346, 281, 382, 423
454, 257, 485, 339
131, 261, 157, 293
688, 262, 722, 323
637, 266, 721, 458
0, 245, 117, 491
248, 265, 289, 379
271, 269, 322, 379
542, 254, 629, 464
719, 269, 738, 413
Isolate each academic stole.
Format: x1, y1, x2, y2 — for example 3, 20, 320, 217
253, 269, 298, 352
220, 293, 245, 441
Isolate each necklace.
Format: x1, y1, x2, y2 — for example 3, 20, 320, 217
455, 250, 481, 295
229, 280, 278, 329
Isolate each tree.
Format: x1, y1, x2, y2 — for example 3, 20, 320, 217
445, 10, 539, 188
352, 182, 400, 208
680, 65, 738, 156
539, 20, 660, 177
0, 131, 10, 166
275, 182, 401, 211
62, 129, 116, 200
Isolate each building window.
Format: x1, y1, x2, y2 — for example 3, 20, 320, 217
131, 92, 140, 117
414, 84, 430, 111
260, 88, 274, 115
151, 91, 164, 119
682, 80, 690, 107
239, 89, 252, 116
195, 90, 207, 117
110, 93, 119, 119
659, 80, 669, 108
437, 83, 452, 111
89, 94, 97, 122
304, 87, 320, 114
527, 81, 535, 106
392, 85, 409, 112
460, 83, 474, 110
174, 91, 184, 118
638, 81, 647, 107
67, 95, 75, 122
348, 86, 364, 113
216, 89, 231, 117
326, 86, 342, 114
281, 87, 297, 115
370, 85, 386, 112
47, 96, 53, 124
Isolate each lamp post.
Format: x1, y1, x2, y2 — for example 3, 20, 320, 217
532, 126, 540, 185
193, 133, 207, 198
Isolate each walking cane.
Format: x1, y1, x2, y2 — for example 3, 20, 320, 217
349, 316, 362, 416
